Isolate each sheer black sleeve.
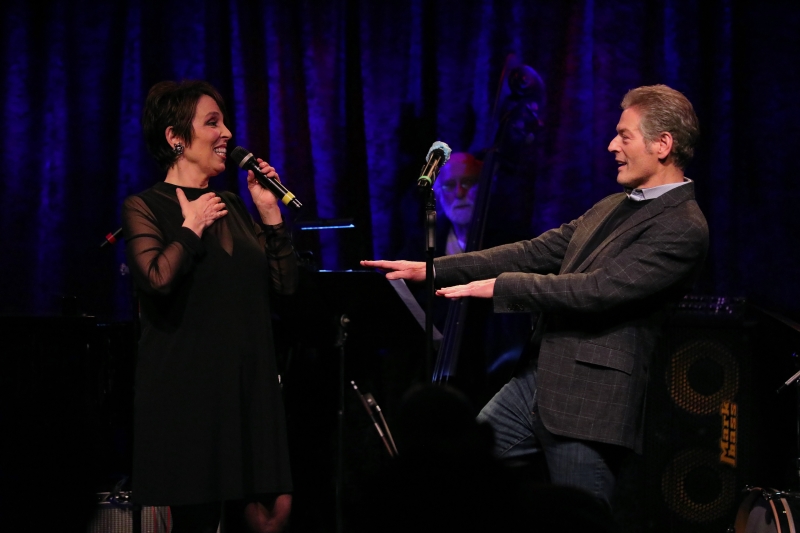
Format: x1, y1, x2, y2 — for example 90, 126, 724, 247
255, 219, 298, 295
121, 195, 205, 295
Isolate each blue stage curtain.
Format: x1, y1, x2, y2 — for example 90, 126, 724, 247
0, 0, 798, 320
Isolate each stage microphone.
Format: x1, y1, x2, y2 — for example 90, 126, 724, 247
230, 146, 303, 210
364, 393, 398, 456
100, 227, 123, 248
417, 141, 452, 189
351, 381, 395, 457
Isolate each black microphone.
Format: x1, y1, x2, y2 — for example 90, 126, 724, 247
417, 141, 452, 189
230, 146, 303, 210
351, 381, 395, 457
364, 393, 398, 455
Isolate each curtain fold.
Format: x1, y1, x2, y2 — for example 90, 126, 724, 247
0, 0, 798, 320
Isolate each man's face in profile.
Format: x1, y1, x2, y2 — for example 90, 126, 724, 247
435, 153, 483, 226
608, 107, 663, 189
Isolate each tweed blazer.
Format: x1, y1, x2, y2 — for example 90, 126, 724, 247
433, 182, 709, 451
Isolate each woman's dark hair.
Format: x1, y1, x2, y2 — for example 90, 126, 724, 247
142, 80, 228, 170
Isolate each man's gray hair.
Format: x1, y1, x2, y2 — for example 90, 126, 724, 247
621, 85, 699, 170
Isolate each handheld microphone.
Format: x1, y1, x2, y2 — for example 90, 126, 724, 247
417, 141, 452, 189
230, 146, 303, 210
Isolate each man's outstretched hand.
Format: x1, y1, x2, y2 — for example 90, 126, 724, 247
435, 278, 496, 299
361, 260, 495, 299
360, 260, 426, 282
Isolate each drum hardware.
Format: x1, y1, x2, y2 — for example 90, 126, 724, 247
730, 334, 800, 532
775, 353, 800, 487
775, 365, 800, 395
729, 486, 800, 532
753, 305, 800, 337
718, 300, 800, 533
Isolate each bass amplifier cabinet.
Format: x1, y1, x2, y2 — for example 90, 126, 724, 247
625, 296, 799, 533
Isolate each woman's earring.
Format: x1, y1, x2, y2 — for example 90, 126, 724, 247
173, 142, 184, 156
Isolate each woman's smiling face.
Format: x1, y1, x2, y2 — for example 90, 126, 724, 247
181, 94, 232, 178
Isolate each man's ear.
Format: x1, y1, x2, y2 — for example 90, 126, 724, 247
656, 131, 674, 162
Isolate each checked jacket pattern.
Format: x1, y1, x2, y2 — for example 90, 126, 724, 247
434, 183, 709, 451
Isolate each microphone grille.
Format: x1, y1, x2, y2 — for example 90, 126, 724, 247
229, 146, 252, 168
426, 141, 452, 163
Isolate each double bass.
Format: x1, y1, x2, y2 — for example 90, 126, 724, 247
431, 59, 545, 409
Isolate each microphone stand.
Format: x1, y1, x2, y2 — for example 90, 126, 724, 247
422, 185, 436, 382
99, 227, 142, 533
334, 314, 349, 533
416, 142, 450, 382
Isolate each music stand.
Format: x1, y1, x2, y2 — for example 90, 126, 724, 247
277, 270, 440, 533
280, 270, 440, 350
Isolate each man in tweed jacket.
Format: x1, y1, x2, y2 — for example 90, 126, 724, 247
363, 85, 709, 507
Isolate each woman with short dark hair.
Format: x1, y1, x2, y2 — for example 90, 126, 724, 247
122, 80, 296, 533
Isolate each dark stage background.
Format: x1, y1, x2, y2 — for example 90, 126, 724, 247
1, 0, 798, 321
2, 1, 800, 532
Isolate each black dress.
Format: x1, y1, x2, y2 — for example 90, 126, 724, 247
122, 181, 297, 506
